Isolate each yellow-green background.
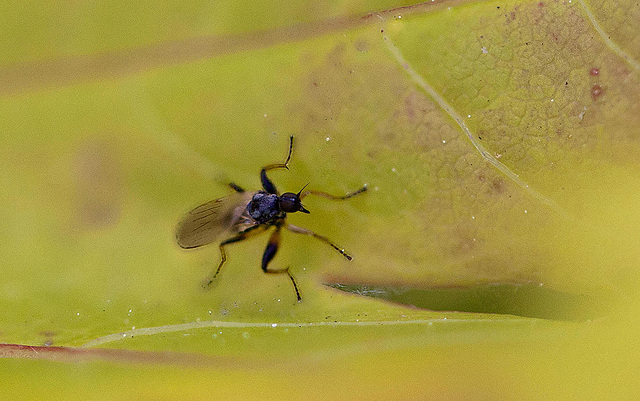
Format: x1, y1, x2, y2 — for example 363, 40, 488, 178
1, 0, 639, 399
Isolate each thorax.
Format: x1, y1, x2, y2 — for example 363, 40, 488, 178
247, 191, 284, 224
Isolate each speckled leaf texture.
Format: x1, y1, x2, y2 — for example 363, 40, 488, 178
1, 0, 639, 399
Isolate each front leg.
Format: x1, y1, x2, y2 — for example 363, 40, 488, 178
262, 225, 301, 302
260, 135, 294, 195
299, 184, 367, 200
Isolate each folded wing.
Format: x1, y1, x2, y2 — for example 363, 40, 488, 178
176, 191, 256, 249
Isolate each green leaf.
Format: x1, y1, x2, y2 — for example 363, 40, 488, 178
1, 0, 640, 398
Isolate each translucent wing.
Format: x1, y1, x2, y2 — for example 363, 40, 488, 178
176, 191, 256, 249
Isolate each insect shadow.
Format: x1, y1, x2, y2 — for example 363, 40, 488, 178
176, 136, 367, 302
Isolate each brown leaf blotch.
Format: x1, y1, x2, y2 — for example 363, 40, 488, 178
591, 84, 604, 100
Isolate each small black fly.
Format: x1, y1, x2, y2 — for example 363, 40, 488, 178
176, 136, 367, 301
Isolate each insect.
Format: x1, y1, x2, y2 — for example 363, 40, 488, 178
176, 136, 367, 301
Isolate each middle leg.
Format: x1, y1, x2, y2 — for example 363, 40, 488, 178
285, 224, 353, 261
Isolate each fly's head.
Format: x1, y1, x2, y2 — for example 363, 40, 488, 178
279, 191, 309, 214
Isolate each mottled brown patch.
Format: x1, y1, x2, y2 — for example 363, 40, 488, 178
476, 170, 507, 196
298, 34, 414, 152
403, 91, 429, 125
74, 140, 122, 229
491, 178, 506, 194
326, 42, 346, 68
612, 64, 632, 81
450, 225, 481, 255
354, 40, 369, 52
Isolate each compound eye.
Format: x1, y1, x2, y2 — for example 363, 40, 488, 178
279, 193, 299, 213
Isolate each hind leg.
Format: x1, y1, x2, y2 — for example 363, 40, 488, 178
261, 225, 301, 302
